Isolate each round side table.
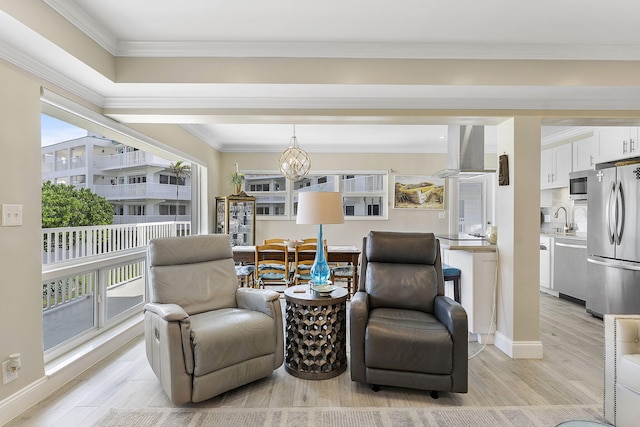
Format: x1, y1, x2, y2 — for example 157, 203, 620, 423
284, 284, 348, 380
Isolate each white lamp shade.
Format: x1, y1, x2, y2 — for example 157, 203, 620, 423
296, 192, 344, 225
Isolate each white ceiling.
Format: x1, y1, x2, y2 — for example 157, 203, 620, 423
4, 1, 640, 152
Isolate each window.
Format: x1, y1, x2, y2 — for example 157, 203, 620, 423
130, 204, 146, 215
41, 94, 201, 363
159, 174, 185, 185
459, 181, 485, 234
244, 171, 387, 220
160, 204, 186, 215
128, 175, 146, 184
245, 174, 287, 217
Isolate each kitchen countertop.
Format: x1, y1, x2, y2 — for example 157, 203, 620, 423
540, 231, 587, 241
436, 234, 497, 252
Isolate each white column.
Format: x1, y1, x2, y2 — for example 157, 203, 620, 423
494, 117, 543, 359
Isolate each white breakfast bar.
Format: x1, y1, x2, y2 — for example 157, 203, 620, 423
437, 235, 498, 344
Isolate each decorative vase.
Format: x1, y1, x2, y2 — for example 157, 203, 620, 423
233, 183, 242, 195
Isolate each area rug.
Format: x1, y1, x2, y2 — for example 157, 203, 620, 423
95, 405, 606, 427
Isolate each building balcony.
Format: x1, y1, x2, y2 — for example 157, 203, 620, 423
93, 183, 191, 200
94, 151, 172, 170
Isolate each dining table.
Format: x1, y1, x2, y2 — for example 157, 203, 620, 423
232, 245, 361, 288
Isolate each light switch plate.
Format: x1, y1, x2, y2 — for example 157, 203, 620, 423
2, 204, 23, 226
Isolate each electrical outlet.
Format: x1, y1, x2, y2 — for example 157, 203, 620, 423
1, 204, 23, 227
2, 360, 18, 385
438, 211, 446, 219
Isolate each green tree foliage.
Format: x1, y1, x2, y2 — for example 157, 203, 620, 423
169, 160, 191, 221
42, 181, 113, 228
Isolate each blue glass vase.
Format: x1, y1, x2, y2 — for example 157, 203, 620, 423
310, 224, 330, 284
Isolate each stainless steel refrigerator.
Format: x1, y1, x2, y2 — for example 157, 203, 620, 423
587, 162, 640, 318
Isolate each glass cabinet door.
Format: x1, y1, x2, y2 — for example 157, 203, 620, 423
214, 196, 256, 246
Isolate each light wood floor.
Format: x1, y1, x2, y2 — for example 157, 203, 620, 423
7, 293, 605, 426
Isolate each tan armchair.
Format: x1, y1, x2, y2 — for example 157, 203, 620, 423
144, 234, 284, 405
604, 314, 640, 427
350, 231, 468, 397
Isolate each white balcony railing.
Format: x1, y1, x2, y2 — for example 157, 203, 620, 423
93, 151, 172, 169
93, 183, 191, 200
112, 215, 191, 224
42, 221, 191, 264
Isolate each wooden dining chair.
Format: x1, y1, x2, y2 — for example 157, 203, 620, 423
293, 242, 328, 286
264, 238, 286, 245
255, 244, 290, 290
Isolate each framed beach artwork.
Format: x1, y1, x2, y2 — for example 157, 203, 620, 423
393, 175, 445, 210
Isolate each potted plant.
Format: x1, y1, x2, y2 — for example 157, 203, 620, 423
231, 163, 245, 195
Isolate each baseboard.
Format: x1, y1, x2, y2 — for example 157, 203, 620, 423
494, 331, 544, 359
0, 315, 143, 426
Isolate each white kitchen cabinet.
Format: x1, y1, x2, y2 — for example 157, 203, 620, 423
443, 248, 498, 344
541, 144, 572, 189
572, 135, 597, 172
540, 235, 553, 293
597, 127, 639, 163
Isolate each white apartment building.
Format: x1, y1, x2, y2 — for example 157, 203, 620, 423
41, 133, 191, 224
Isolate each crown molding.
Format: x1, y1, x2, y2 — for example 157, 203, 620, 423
43, 0, 117, 54
181, 124, 224, 151
541, 126, 596, 146
114, 40, 640, 60
0, 39, 105, 106
104, 94, 640, 112
218, 142, 446, 154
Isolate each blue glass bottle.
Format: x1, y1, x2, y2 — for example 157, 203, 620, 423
310, 224, 330, 284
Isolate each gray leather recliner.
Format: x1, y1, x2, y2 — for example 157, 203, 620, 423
144, 234, 284, 405
350, 231, 468, 395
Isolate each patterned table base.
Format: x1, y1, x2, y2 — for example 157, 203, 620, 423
285, 300, 347, 380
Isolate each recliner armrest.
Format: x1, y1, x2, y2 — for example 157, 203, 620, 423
144, 302, 189, 321
434, 296, 467, 336
236, 288, 280, 318
349, 291, 369, 383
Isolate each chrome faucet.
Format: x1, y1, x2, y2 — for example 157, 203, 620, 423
554, 207, 570, 231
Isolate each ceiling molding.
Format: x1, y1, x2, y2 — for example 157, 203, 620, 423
43, 0, 117, 54
114, 40, 640, 61
541, 126, 596, 146
181, 124, 224, 151
103, 94, 640, 112
0, 39, 105, 107
215, 142, 447, 154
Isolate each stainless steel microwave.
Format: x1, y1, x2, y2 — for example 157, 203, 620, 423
569, 170, 588, 200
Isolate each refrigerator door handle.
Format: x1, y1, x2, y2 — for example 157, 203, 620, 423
606, 180, 616, 245
615, 180, 625, 245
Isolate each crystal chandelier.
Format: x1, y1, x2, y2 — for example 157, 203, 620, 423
279, 125, 311, 181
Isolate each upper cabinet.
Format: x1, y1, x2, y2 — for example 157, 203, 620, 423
572, 135, 597, 172
541, 144, 572, 189
597, 127, 639, 163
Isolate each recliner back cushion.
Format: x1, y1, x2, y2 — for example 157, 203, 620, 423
149, 235, 238, 315
366, 263, 438, 312
364, 231, 443, 312
366, 231, 438, 265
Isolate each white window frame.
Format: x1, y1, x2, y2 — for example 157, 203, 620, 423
243, 169, 389, 221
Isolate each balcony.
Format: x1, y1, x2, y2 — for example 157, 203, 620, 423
42, 221, 191, 353
93, 183, 191, 200
94, 151, 172, 170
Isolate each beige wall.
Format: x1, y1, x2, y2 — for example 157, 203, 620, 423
220, 152, 497, 247
0, 60, 224, 403
0, 61, 47, 399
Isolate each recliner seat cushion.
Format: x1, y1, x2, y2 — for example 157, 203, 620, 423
365, 308, 452, 374
619, 354, 640, 394
190, 308, 276, 376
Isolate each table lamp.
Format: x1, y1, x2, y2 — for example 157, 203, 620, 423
296, 191, 344, 285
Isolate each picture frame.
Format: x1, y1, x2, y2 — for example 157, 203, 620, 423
393, 175, 445, 210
